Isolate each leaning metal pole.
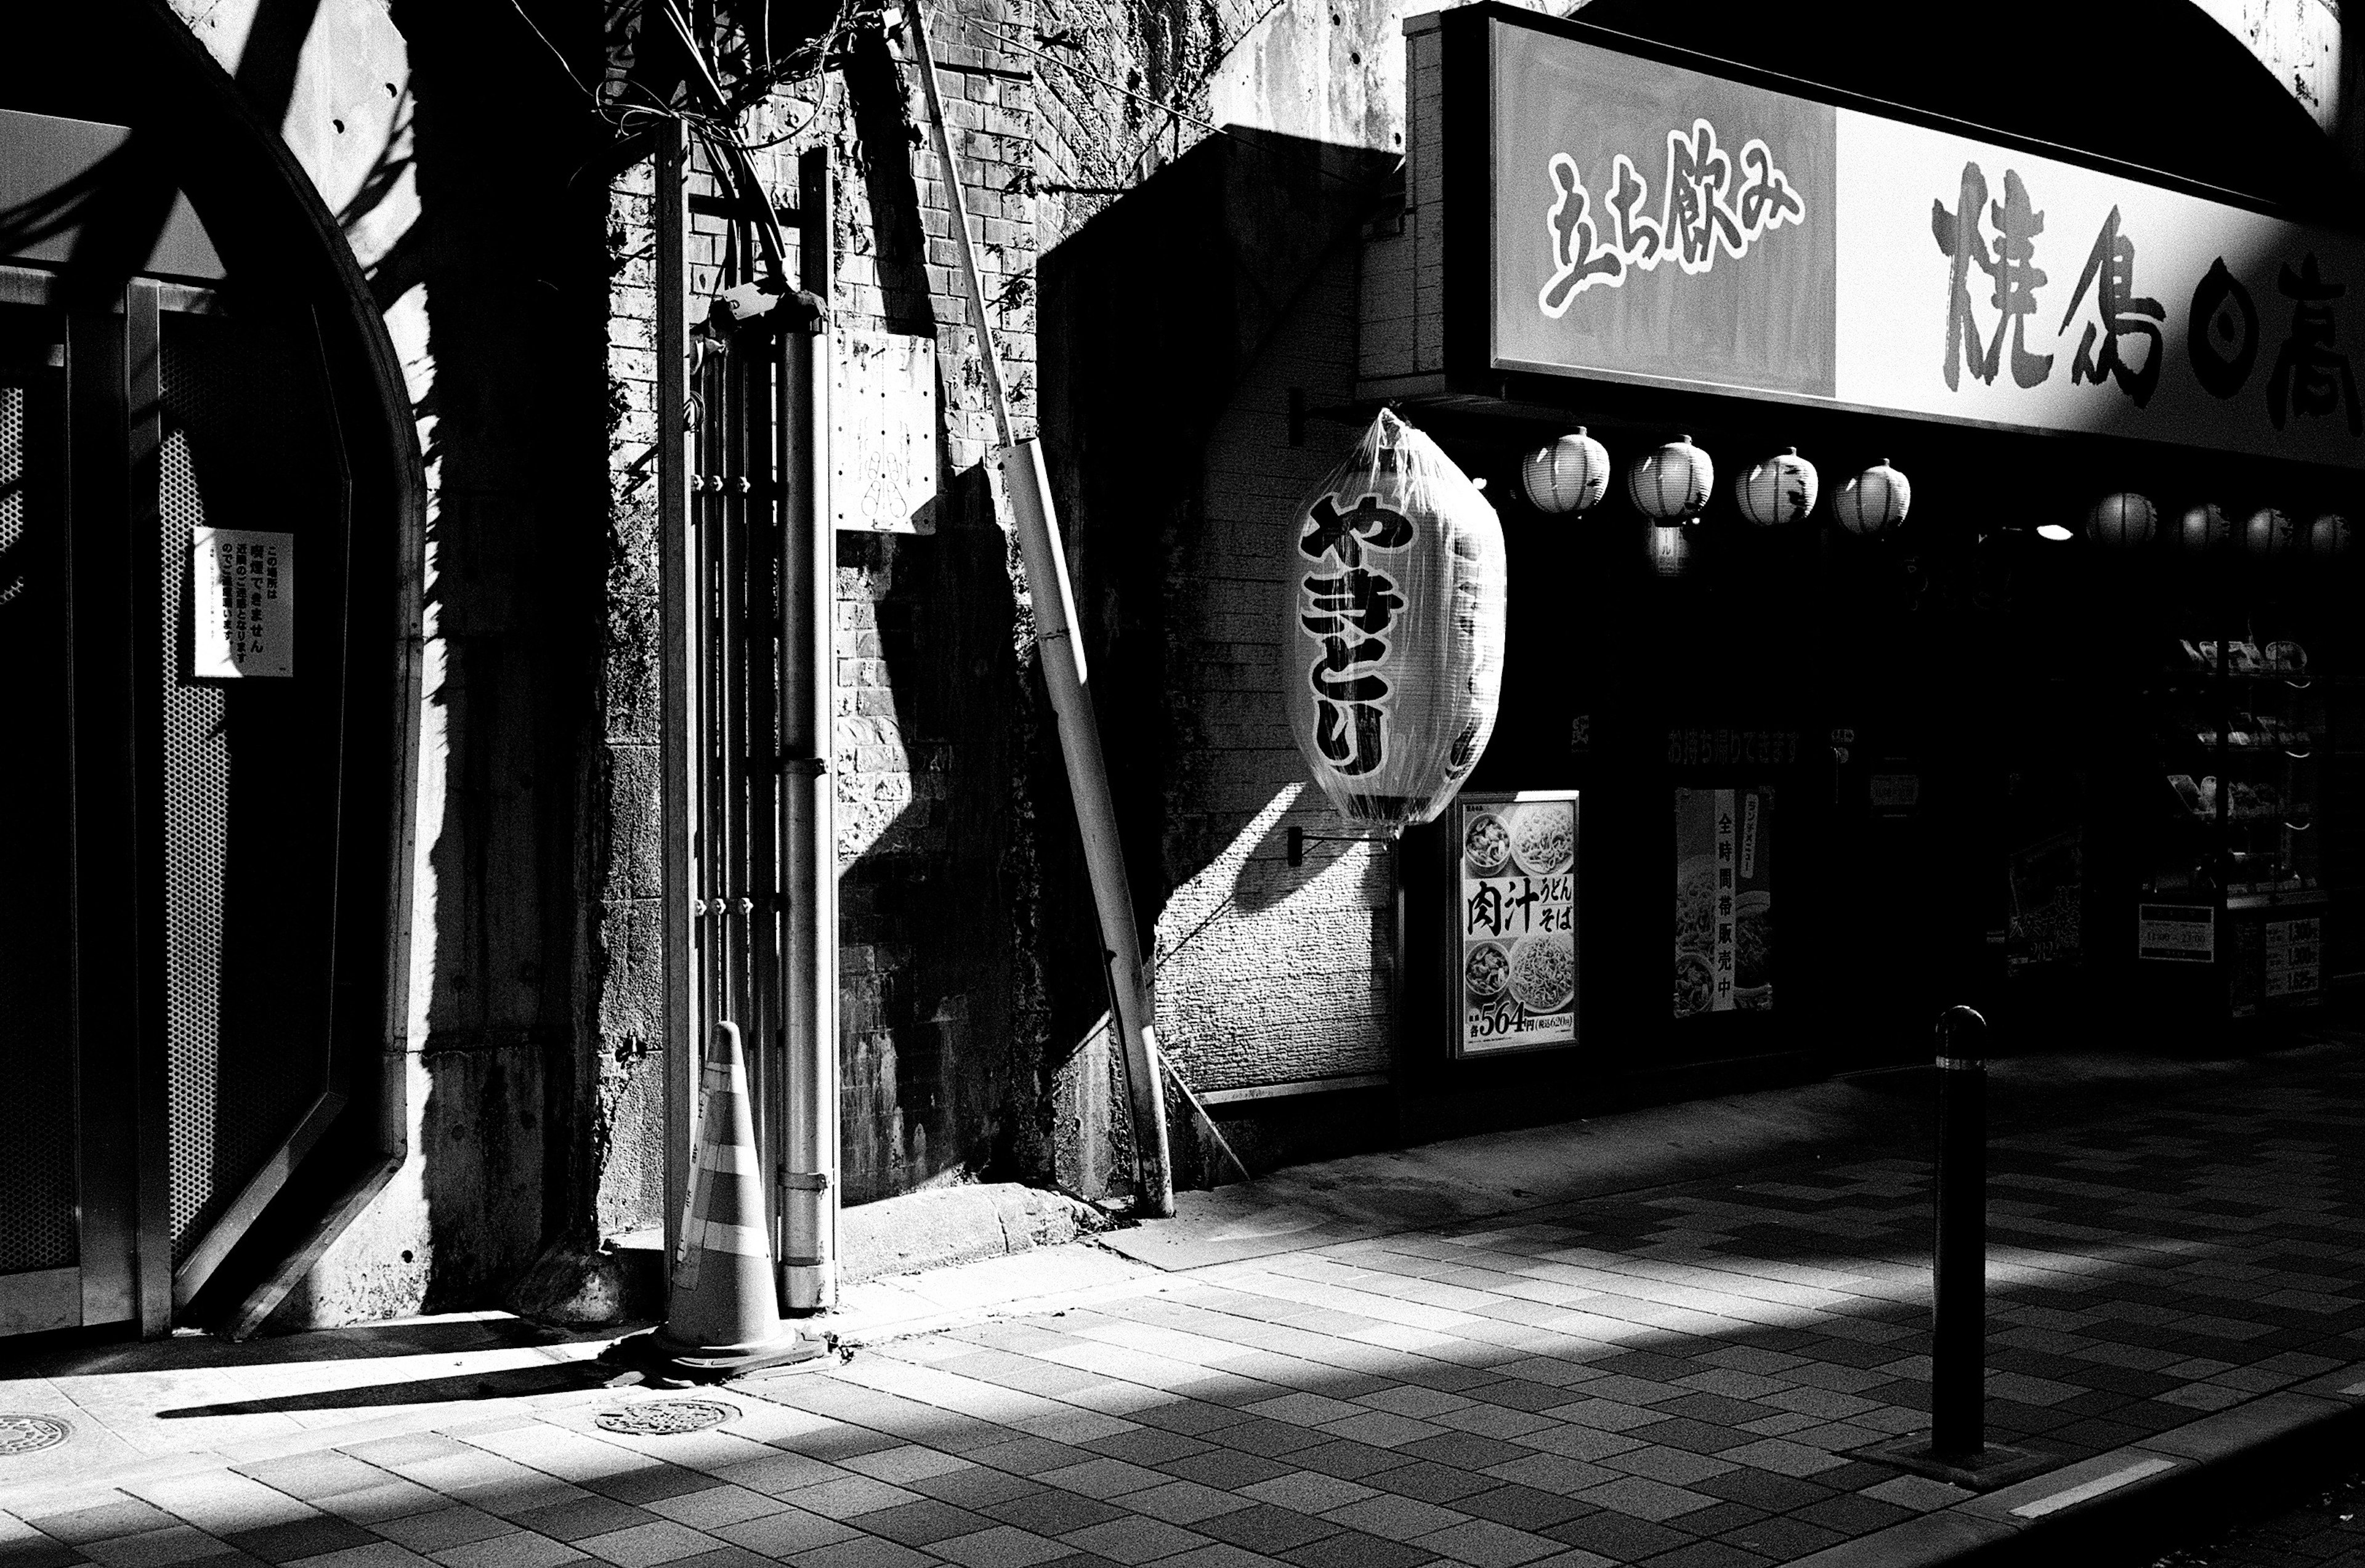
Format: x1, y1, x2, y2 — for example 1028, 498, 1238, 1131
903, 0, 1174, 1214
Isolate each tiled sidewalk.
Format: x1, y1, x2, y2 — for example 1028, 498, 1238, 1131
8, 1061, 2365, 1568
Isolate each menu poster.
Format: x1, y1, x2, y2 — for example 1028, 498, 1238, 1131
2007, 828, 2084, 974
2265, 916, 2323, 1003
1455, 792, 1579, 1056
1673, 787, 1775, 1019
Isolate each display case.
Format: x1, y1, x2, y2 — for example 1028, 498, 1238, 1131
2137, 632, 2327, 1019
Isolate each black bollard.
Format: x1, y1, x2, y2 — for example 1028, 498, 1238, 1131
1931, 1004, 1987, 1458
1861, 1006, 2043, 1488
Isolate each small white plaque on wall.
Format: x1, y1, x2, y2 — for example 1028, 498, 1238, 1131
831, 329, 939, 534
192, 527, 293, 678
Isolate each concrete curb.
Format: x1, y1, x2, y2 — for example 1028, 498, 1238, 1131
1795, 1361, 2365, 1566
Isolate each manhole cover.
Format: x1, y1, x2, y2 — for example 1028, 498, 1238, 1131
595, 1400, 737, 1436
0, 1415, 70, 1457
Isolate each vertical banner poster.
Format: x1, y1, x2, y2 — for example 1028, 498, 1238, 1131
1673, 786, 1776, 1018
1455, 792, 1578, 1056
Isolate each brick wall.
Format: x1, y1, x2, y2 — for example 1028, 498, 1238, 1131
1154, 242, 1395, 1094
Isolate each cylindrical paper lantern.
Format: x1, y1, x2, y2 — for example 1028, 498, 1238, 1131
1736, 447, 1819, 527
1627, 434, 1713, 523
2242, 506, 2298, 560
1832, 459, 1911, 536
1283, 409, 1507, 836
1520, 429, 1611, 515
1646, 520, 1693, 578
2087, 493, 2156, 549
2307, 512, 2353, 559
2174, 503, 2231, 554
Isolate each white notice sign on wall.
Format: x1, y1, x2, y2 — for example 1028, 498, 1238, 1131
192, 527, 293, 679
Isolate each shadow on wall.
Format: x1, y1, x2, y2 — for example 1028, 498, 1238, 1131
228, 0, 617, 1320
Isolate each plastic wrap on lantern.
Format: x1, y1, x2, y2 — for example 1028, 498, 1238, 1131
1832, 459, 1910, 536
1627, 435, 1713, 523
2308, 512, 2354, 559
2242, 506, 2298, 560
1282, 410, 1507, 836
1521, 429, 1610, 515
2087, 492, 2156, 549
2175, 503, 2231, 554
1735, 447, 1817, 527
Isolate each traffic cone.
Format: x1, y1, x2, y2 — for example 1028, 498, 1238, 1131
607, 1021, 825, 1379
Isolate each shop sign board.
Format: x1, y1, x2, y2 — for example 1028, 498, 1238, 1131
1673, 786, 1773, 1019
191, 527, 293, 679
1454, 791, 1577, 1056
1466, 9, 2365, 469
2137, 903, 2215, 963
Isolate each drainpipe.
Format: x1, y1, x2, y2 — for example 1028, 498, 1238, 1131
903, 0, 1174, 1215
657, 116, 697, 1279
779, 148, 840, 1309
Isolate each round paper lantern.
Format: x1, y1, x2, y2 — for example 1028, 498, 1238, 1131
1282, 408, 1507, 836
2087, 493, 2156, 549
1627, 434, 1713, 523
2242, 506, 2298, 560
2174, 503, 2231, 554
1520, 428, 1611, 515
1832, 459, 1911, 536
2306, 512, 2353, 559
1736, 447, 1819, 527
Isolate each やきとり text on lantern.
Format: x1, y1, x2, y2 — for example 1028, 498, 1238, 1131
1283, 410, 1508, 836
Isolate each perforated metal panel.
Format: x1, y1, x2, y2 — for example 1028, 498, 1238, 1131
0, 320, 79, 1277
160, 424, 231, 1251
158, 312, 341, 1265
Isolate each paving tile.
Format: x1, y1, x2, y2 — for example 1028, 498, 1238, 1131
1364, 1467, 1494, 1508
370, 1513, 513, 1554
28, 1502, 184, 1546
928, 1529, 1073, 1568
972, 1493, 1126, 1540
1450, 1490, 1591, 1535
1540, 1514, 1691, 1564
775, 1477, 924, 1521
577, 1474, 714, 1512
225, 1519, 382, 1565
1406, 1518, 1561, 1568
1272, 1531, 1433, 1568
786, 1538, 944, 1568
858, 1500, 997, 1548
424, 1534, 586, 1568
569, 1523, 720, 1568
1056, 1518, 1212, 1566
1189, 1509, 1336, 1557
278, 1546, 434, 1568
506, 1504, 659, 1546
1708, 1514, 1841, 1561
707, 1508, 860, 1558
637, 1491, 784, 1534
1235, 1479, 1372, 1518
79, 1529, 236, 1568
1156, 1454, 1294, 1493
0, 1536, 86, 1568
1632, 1541, 1768, 1568
1710, 1440, 1843, 1479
